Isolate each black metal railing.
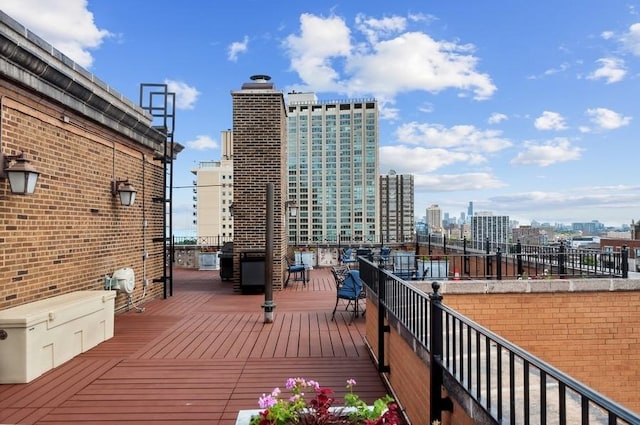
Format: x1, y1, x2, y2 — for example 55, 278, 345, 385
173, 235, 233, 248
359, 257, 640, 424
387, 241, 628, 279
288, 233, 417, 246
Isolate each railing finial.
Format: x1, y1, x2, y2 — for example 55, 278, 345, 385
431, 281, 442, 302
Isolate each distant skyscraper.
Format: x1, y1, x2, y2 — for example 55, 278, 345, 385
286, 92, 379, 244
191, 130, 234, 238
380, 171, 414, 243
471, 211, 510, 248
426, 204, 442, 233
468, 201, 474, 219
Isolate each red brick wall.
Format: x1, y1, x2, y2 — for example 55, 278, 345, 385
444, 291, 640, 413
366, 301, 477, 425
0, 83, 166, 312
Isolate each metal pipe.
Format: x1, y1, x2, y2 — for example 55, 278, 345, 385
263, 182, 275, 323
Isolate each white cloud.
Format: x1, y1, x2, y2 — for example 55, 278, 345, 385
1, 0, 111, 68
165, 79, 200, 110
228, 36, 249, 62
380, 145, 486, 174
381, 123, 512, 181
414, 172, 506, 191
283, 13, 496, 105
283, 14, 352, 92
488, 112, 508, 124
534, 111, 568, 131
511, 138, 582, 167
379, 144, 506, 191
601, 30, 615, 40
489, 185, 640, 212
186, 135, 218, 151
379, 105, 400, 120
619, 22, 640, 56
419, 103, 435, 114
395, 122, 512, 153
354, 14, 407, 44
587, 57, 626, 84
529, 62, 571, 80
585, 107, 631, 130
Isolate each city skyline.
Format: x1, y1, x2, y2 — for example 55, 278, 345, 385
4, 1, 640, 231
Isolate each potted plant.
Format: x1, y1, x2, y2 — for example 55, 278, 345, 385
238, 377, 402, 425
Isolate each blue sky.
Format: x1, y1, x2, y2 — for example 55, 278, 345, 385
3, 0, 640, 233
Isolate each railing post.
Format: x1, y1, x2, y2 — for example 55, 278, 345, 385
485, 238, 491, 279
443, 235, 448, 254
428, 233, 432, 255
430, 282, 444, 423
622, 245, 629, 278
463, 237, 469, 275
516, 240, 523, 277
558, 241, 566, 278
496, 247, 502, 280
377, 266, 390, 373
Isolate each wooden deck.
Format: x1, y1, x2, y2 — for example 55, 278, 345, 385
0, 267, 387, 424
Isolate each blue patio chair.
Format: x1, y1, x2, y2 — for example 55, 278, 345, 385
284, 256, 306, 287
340, 248, 358, 268
331, 269, 365, 323
379, 246, 391, 266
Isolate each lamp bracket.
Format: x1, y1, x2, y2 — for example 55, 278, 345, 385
0, 152, 25, 179
111, 178, 129, 196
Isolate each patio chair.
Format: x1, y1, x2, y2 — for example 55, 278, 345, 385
331, 264, 350, 285
379, 246, 391, 267
284, 256, 306, 287
340, 248, 358, 268
331, 268, 365, 323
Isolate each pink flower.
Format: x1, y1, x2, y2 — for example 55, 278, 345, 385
258, 394, 277, 409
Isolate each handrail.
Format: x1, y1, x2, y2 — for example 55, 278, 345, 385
359, 257, 640, 424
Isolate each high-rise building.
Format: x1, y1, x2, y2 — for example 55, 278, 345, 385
467, 201, 474, 220
471, 211, 510, 247
426, 204, 442, 233
512, 225, 546, 246
286, 92, 379, 244
380, 171, 414, 243
191, 130, 234, 238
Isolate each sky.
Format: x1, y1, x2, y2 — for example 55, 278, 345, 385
3, 0, 640, 234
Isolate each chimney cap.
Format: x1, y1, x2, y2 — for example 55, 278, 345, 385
250, 74, 271, 82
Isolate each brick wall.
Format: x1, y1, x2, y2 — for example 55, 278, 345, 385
366, 300, 477, 425
0, 83, 166, 312
231, 83, 287, 292
444, 291, 640, 413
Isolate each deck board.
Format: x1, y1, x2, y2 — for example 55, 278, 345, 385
0, 267, 389, 424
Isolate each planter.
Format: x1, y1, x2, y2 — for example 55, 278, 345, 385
235, 407, 371, 425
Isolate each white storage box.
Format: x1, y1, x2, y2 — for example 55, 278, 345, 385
0, 290, 116, 383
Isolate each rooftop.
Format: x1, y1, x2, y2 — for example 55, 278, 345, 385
0, 267, 387, 424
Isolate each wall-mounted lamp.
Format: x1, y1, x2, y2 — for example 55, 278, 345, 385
111, 179, 137, 206
229, 202, 234, 217
286, 200, 298, 217
0, 152, 40, 195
